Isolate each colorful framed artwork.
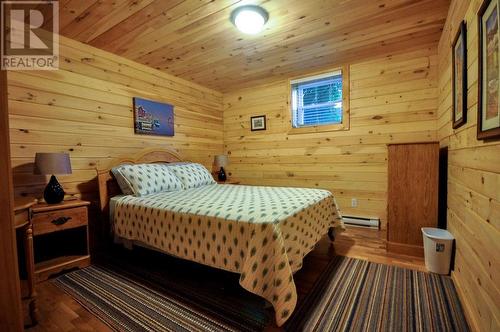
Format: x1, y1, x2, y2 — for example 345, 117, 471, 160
250, 115, 266, 131
478, 0, 500, 139
452, 21, 467, 129
133, 97, 174, 137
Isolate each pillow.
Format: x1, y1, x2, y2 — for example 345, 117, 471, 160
111, 165, 134, 195
114, 163, 184, 196
168, 163, 216, 189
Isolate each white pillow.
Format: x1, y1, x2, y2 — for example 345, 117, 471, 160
115, 163, 184, 196
168, 163, 216, 189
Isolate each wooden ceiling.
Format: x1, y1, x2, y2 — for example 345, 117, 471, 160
47, 0, 450, 92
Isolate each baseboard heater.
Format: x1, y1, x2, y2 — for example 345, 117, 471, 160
342, 215, 380, 229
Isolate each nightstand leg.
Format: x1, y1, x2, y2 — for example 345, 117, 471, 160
24, 226, 38, 325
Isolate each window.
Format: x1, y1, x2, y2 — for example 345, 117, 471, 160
290, 68, 349, 132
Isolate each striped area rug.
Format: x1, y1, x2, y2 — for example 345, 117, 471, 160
54, 264, 269, 332
285, 256, 469, 331
54, 256, 468, 332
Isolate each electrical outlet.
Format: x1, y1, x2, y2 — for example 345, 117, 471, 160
351, 198, 358, 207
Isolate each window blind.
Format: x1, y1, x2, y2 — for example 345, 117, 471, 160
291, 71, 343, 127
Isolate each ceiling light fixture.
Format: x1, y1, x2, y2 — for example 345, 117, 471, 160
230, 5, 269, 35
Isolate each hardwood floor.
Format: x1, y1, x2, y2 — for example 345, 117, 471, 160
26, 227, 425, 331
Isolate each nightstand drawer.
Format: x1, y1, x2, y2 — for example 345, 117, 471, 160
32, 206, 87, 236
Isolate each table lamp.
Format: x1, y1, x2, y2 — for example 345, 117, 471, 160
214, 155, 228, 182
34, 153, 72, 204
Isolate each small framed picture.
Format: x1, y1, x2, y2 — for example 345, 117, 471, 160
477, 0, 500, 140
452, 21, 467, 129
251, 115, 266, 131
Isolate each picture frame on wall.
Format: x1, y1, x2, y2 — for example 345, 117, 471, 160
133, 97, 175, 137
250, 115, 266, 131
452, 21, 467, 129
477, 0, 500, 140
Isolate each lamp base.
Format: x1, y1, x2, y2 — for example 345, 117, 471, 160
44, 175, 65, 204
217, 167, 227, 182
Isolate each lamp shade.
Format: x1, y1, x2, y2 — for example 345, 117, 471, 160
34, 153, 72, 175
214, 155, 229, 168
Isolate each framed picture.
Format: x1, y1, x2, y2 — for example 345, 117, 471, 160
478, 0, 500, 139
133, 97, 174, 137
452, 21, 467, 129
250, 115, 266, 131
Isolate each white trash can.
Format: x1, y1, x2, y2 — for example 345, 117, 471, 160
421, 227, 454, 275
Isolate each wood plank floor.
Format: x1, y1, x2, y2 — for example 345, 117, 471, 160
26, 227, 425, 331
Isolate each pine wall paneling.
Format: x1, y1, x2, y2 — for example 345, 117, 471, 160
7, 35, 224, 206
223, 47, 439, 229
437, 0, 500, 331
36, 0, 450, 92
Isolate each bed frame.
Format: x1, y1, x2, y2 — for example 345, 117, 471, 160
96, 147, 183, 217
95, 147, 336, 242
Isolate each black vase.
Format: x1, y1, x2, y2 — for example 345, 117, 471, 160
44, 175, 65, 204
218, 167, 227, 182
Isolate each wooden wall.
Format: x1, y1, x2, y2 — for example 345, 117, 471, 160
223, 47, 439, 229
7, 36, 223, 204
437, 0, 500, 330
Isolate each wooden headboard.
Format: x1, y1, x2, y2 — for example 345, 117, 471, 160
96, 147, 183, 216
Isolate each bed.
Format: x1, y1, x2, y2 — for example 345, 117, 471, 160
97, 148, 343, 326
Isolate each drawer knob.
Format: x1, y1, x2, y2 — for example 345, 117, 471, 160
51, 216, 72, 226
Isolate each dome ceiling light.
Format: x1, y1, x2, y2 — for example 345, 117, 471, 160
230, 5, 269, 35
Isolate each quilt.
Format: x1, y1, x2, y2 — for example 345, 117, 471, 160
112, 184, 343, 326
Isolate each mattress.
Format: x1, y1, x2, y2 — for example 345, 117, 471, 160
111, 183, 342, 326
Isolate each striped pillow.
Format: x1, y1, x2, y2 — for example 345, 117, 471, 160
114, 164, 184, 196
168, 163, 216, 189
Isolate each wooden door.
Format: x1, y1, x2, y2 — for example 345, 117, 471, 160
0, 70, 23, 330
387, 142, 439, 256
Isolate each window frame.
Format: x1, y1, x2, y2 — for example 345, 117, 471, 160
287, 65, 350, 134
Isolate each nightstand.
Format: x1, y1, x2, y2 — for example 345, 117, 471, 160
31, 200, 91, 283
